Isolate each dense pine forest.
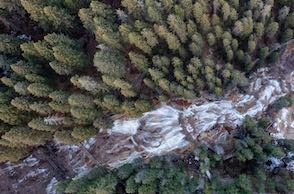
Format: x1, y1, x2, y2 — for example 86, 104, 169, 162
0, 0, 294, 193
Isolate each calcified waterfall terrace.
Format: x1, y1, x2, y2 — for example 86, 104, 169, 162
103, 68, 293, 167
87, 44, 294, 168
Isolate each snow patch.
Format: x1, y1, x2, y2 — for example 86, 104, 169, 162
184, 101, 244, 134
44, 116, 64, 125
73, 164, 90, 178
109, 151, 141, 168
3, 155, 39, 174
138, 105, 189, 155
286, 160, 294, 171
17, 34, 31, 40
18, 168, 48, 183
46, 177, 58, 194
57, 143, 92, 178
267, 157, 284, 171
58, 144, 80, 154
109, 119, 140, 135
82, 137, 96, 149
142, 126, 189, 155
288, 152, 294, 158
271, 107, 294, 139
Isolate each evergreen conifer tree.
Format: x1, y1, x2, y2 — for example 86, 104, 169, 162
0, 104, 29, 125
28, 83, 54, 97
2, 127, 51, 146
28, 118, 57, 132
0, 34, 24, 55
13, 81, 29, 95
71, 126, 97, 141
68, 93, 95, 108
54, 130, 79, 144
94, 49, 127, 78
11, 97, 32, 112
29, 101, 53, 115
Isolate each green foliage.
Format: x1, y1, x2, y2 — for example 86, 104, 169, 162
2, 127, 51, 146
54, 130, 79, 144
32, 40, 54, 61
70, 75, 109, 94
207, 33, 216, 46
71, 126, 97, 140
234, 116, 284, 162
25, 74, 47, 83
70, 106, 99, 123
218, 174, 253, 194
21, 33, 89, 75
28, 118, 57, 132
167, 14, 188, 43
266, 21, 279, 38
94, 49, 127, 78
0, 34, 24, 55
268, 51, 280, 63
63, 0, 90, 12
0, 55, 13, 73
48, 90, 71, 113
0, 104, 29, 125
44, 33, 76, 47
49, 61, 73, 75
68, 93, 95, 108
14, 81, 30, 95
0, 0, 22, 12
113, 79, 137, 97
11, 97, 32, 112
48, 101, 70, 113
20, 0, 83, 32
154, 25, 181, 51
20, 42, 41, 60
49, 90, 70, 103
282, 28, 293, 42
259, 47, 269, 59
76, 0, 293, 105
43, 6, 75, 31
271, 95, 294, 111
29, 101, 53, 115
27, 83, 53, 97
0, 146, 30, 162
52, 44, 88, 71
129, 52, 149, 73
